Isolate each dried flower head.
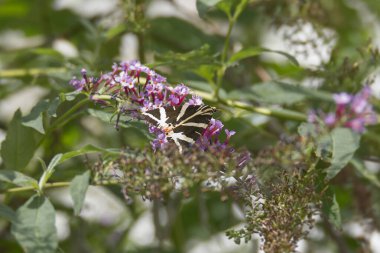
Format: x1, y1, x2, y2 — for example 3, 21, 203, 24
92, 143, 252, 201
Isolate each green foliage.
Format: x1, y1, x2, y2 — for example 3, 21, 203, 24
70, 170, 91, 216
228, 81, 332, 105
323, 192, 342, 230
11, 195, 58, 253
229, 47, 299, 66
1, 110, 43, 171
0, 203, 16, 223
0, 170, 38, 189
351, 158, 380, 188
38, 153, 63, 191
326, 128, 361, 180
1, 0, 380, 252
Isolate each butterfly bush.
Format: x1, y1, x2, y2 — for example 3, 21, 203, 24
69, 60, 235, 152
308, 86, 378, 133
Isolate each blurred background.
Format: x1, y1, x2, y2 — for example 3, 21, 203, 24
2, 0, 380, 252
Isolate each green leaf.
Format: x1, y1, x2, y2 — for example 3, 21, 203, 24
323, 192, 341, 229
11, 195, 58, 253
70, 170, 91, 216
47, 97, 60, 117
0, 170, 38, 188
105, 24, 127, 40
185, 80, 214, 93
316, 134, 333, 160
22, 97, 63, 133
38, 154, 63, 191
216, 0, 234, 18
196, 0, 247, 19
193, 65, 219, 85
228, 81, 332, 105
59, 144, 118, 164
196, 0, 223, 18
87, 109, 151, 139
326, 128, 360, 180
22, 100, 50, 134
232, 0, 249, 20
47, 154, 63, 172
60, 91, 81, 102
0, 203, 17, 223
351, 158, 380, 188
229, 47, 299, 66
87, 108, 132, 126
31, 48, 63, 58
1, 110, 43, 171
153, 44, 218, 71
251, 82, 305, 104
298, 123, 317, 138
149, 17, 223, 52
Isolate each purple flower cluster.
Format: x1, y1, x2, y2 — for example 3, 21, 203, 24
196, 119, 236, 156
308, 86, 377, 133
69, 60, 234, 151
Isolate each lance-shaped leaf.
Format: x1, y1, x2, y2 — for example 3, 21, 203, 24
0, 170, 38, 188
70, 170, 91, 215
228, 81, 332, 106
326, 128, 360, 180
1, 110, 43, 171
11, 195, 58, 253
229, 47, 300, 66
0, 203, 16, 223
196, 0, 224, 18
59, 144, 120, 164
323, 192, 341, 230
38, 154, 63, 191
21, 100, 50, 134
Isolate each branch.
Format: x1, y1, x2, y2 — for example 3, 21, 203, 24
4, 179, 123, 194
0, 67, 66, 77
322, 215, 351, 253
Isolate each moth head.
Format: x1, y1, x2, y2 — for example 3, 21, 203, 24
163, 123, 174, 136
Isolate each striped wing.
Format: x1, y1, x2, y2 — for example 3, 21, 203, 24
142, 103, 215, 151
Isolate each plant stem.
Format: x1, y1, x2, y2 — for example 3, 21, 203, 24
0, 67, 66, 77
215, 19, 235, 100
37, 98, 90, 147
6, 182, 70, 193
222, 20, 234, 64
5, 179, 124, 194
226, 100, 307, 121
322, 215, 350, 253
49, 98, 90, 130
194, 89, 307, 122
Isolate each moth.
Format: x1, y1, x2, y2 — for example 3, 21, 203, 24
142, 103, 216, 153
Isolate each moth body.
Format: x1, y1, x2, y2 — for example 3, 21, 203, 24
142, 103, 216, 152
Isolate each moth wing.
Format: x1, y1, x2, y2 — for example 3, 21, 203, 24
142, 106, 177, 127
172, 104, 215, 141
142, 108, 161, 126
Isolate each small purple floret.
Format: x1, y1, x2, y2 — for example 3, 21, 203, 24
188, 95, 203, 105
152, 133, 168, 151
324, 113, 336, 126
333, 93, 352, 105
